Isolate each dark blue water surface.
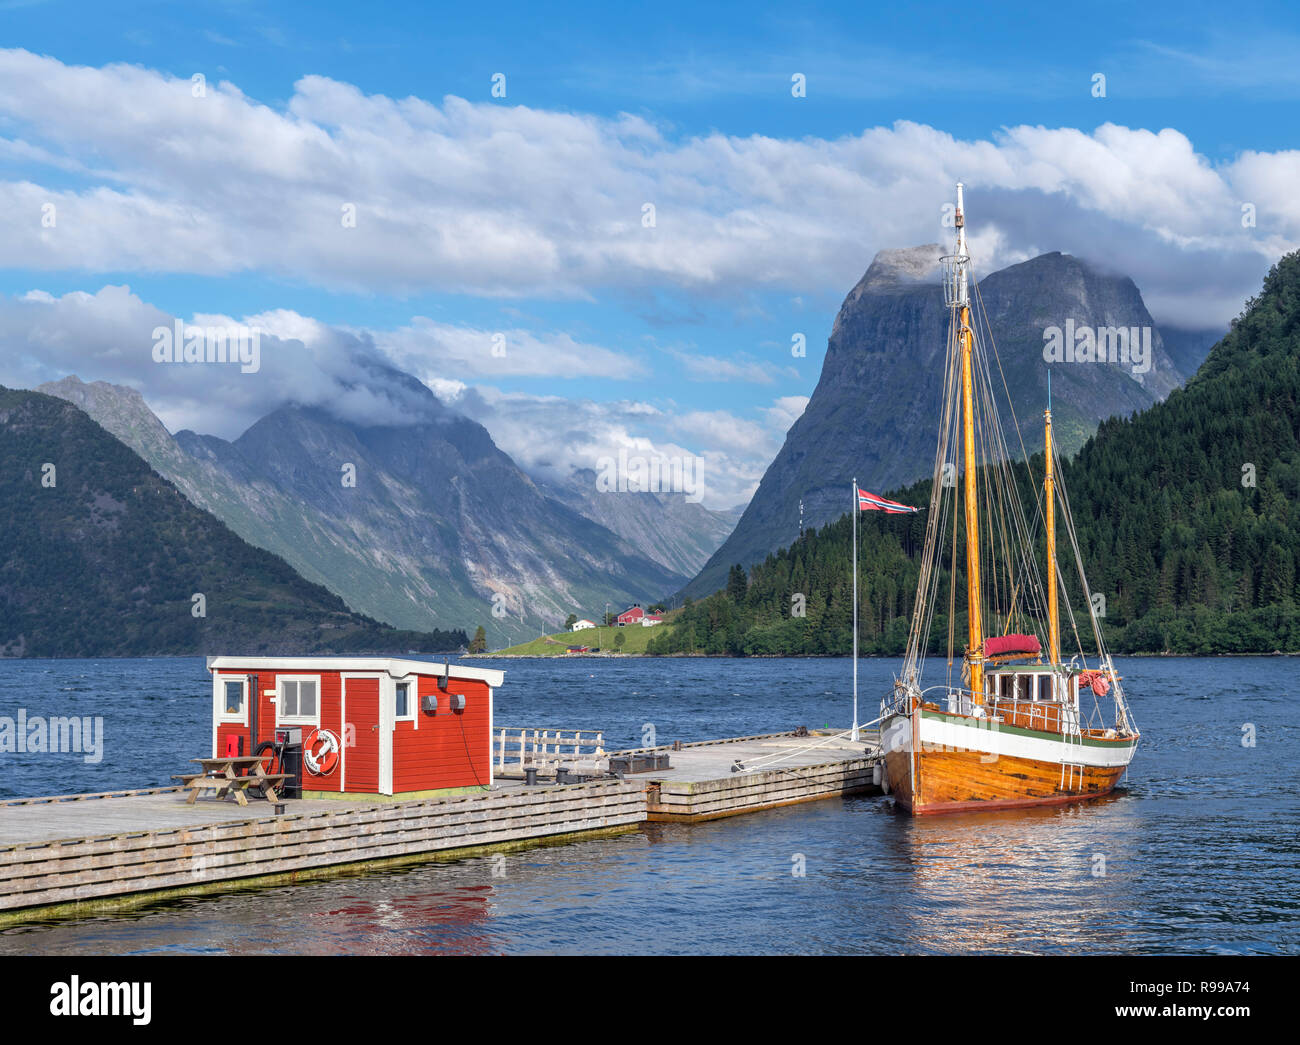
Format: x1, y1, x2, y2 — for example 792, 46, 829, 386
0, 656, 1296, 954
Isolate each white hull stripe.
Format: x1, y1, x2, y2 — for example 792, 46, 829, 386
883, 713, 1137, 769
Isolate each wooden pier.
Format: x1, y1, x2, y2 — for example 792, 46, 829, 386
0, 730, 880, 923
638, 732, 879, 822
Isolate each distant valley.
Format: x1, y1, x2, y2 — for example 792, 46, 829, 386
40, 371, 736, 647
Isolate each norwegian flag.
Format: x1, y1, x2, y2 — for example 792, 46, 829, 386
856, 488, 920, 513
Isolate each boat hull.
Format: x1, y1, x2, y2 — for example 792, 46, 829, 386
881, 707, 1137, 816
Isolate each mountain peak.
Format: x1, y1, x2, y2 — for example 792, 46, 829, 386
683, 247, 1207, 599
860, 244, 943, 292
39, 374, 147, 407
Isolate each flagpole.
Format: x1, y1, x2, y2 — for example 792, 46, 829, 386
852, 477, 859, 742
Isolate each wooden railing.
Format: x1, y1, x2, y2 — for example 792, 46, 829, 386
990, 699, 1065, 733
496, 728, 606, 774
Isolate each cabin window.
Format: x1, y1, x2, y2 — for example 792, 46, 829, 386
278, 676, 319, 724
216, 676, 248, 724
394, 680, 415, 722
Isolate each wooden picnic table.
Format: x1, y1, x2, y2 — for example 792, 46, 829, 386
173, 755, 290, 806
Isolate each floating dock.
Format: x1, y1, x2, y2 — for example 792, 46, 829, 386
0, 730, 879, 922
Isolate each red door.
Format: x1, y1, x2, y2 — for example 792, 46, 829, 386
344, 677, 380, 793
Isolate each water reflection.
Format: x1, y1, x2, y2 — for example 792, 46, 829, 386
877, 794, 1144, 953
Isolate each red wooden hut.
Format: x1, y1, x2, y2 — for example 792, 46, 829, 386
206, 657, 504, 798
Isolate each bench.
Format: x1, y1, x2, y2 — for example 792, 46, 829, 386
175, 756, 293, 806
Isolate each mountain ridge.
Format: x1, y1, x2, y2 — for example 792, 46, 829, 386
0, 386, 467, 657
38, 374, 698, 646
682, 247, 1221, 599
651, 248, 1300, 656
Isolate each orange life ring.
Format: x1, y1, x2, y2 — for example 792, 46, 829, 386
304, 727, 340, 775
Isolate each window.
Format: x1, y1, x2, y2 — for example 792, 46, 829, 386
394, 680, 415, 722
278, 677, 319, 724
217, 676, 247, 723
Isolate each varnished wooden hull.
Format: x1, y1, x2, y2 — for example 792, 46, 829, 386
881, 708, 1137, 816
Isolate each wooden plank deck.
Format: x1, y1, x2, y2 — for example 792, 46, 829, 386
0, 793, 351, 847
623, 730, 882, 822
0, 778, 644, 921
0, 731, 884, 921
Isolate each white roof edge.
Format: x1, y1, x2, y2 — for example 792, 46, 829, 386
206, 656, 504, 687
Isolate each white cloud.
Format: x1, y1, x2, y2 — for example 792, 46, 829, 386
0, 286, 785, 508
376, 318, 642, 383
666, 347, 789, 384
0, 286, 436, 438
0, 49, 1296, 327
401, 384, 784, 509
764, 395, 810, 434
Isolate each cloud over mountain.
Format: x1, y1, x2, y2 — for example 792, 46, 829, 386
1, 49, 1296, 327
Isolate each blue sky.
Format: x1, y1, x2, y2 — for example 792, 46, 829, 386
1, 1, 1298, 506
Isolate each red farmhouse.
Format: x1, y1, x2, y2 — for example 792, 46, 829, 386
206, 657, 504, 798
616, 605, 645, 625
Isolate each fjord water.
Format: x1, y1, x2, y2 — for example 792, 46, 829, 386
0, 656, 1295, 955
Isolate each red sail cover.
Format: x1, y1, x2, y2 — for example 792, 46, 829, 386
984, 633, 1041, 657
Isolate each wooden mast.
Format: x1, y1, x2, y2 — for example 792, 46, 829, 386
955, 184, 984, 701
1045, 399, 1061, 666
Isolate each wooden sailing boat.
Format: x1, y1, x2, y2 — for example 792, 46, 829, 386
877, 184, 1139, 815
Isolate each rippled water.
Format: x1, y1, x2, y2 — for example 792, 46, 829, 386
0, 656, 1296, 954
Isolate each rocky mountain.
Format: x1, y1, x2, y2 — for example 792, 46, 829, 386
40, 375, 683, 647
657, 248, 1300, 656
683, 247, 1216, 598
539, 468, 740, 578
0, 386, 466, 657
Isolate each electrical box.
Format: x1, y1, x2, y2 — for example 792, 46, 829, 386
449, 693, 466, 712
421, 693, 438, 713
274, 727, 302, 745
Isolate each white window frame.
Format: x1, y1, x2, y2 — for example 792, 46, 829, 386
393, 676, 417, 726
276, 674, 322, 726
215, 674, 249, 726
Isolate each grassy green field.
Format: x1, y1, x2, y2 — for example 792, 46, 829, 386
490, 623, 663, 656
